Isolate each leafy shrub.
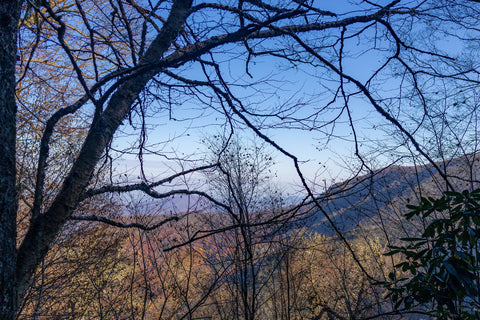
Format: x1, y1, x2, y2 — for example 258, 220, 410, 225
383, 189, 480, 319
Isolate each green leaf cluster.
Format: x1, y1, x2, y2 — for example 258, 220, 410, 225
382, 189, 480, 319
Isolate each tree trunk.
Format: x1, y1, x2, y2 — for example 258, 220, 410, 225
15, 0, 193, 307
0, 1, 20, 319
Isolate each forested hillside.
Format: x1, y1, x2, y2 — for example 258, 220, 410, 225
19, 154, 480, 319
314, 154, 480, 237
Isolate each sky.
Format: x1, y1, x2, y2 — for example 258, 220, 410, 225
110, 0, 470, 197
113, 54, 390, 196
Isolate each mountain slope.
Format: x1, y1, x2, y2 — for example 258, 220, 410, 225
311, 154, 480, 237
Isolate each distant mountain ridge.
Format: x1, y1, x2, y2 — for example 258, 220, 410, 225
311, 154, 480, 236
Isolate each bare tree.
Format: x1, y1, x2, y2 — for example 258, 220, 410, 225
202, 135, 287, 320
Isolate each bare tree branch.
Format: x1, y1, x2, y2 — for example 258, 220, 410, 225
69, 214, 179, 231
81, 163, 218, 200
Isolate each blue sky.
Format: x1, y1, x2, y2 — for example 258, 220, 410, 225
113, 50, 389, 195
111, 0, 471, 196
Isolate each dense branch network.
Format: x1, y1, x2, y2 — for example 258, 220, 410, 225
5, 1, 480, 318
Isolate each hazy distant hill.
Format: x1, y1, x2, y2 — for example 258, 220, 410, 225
311, 154, 480, 237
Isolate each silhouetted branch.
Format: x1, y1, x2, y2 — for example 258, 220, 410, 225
69, 214, 179, 231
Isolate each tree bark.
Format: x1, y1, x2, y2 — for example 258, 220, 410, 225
0, 1, 20, 318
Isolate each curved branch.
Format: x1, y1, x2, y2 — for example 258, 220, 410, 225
69, 214, 179, 231
81, 163, 218, 200
156, 1, 408, 71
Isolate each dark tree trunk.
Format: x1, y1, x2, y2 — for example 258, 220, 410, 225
0, 1, 20, 319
